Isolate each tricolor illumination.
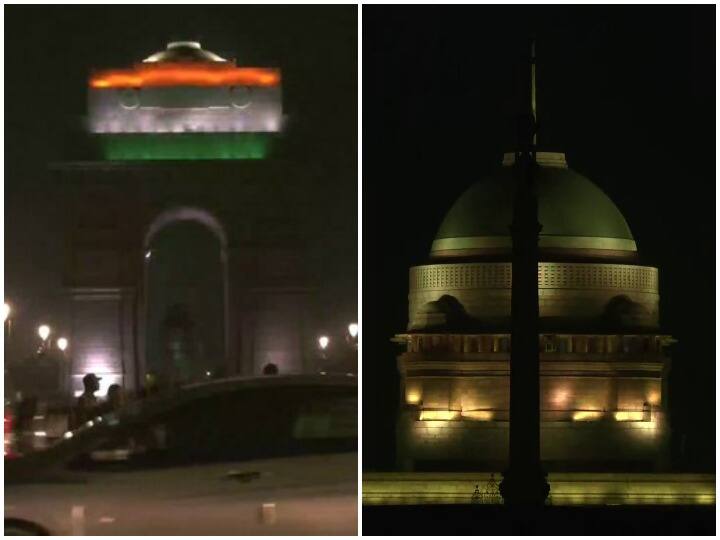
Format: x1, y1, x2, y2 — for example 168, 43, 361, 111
88, 42, 283, 160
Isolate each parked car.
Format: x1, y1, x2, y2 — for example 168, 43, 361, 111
4, 405, 17, 460
4, 369, 18, 459
5, 374, 357, 535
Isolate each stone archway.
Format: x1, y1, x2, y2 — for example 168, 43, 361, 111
139, 207, 230, 387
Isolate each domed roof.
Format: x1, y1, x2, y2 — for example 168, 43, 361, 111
432, 152, 636, 260
143, 41, 228, 64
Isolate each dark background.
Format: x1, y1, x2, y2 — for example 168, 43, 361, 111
4, 5, 357, 360
363, 6, 715, 470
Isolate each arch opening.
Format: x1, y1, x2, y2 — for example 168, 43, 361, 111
140, 207, 230, 389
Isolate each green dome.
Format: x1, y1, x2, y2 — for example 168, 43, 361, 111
432, 152, 636, 258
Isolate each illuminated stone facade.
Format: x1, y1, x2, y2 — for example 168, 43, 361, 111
51, 42, 355, 397
408, 262, 659, 330
60, 161, 327, 396
395, 153, 672, 472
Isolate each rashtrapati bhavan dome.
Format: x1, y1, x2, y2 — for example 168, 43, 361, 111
394, 151, 672, 472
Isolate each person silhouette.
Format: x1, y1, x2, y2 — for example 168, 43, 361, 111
105, 384, 125, 411
73, 373, 101, 427
262, 363, 279, 375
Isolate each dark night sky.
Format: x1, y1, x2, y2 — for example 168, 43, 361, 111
4, 5, 357, 360
363, 6, 715, 470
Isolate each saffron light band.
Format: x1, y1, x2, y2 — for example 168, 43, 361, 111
91, 65, 281, 89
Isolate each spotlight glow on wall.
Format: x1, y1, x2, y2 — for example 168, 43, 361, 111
614, 411, 645, 422
406, 392, 422, 405
553, 390, 569, 406
419, 410, 459, 421
72, 373, 123, 397
572, 410, 603, 421
461, 410, 494, 421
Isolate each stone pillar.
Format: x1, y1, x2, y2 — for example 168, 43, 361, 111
69, 287, 134, 395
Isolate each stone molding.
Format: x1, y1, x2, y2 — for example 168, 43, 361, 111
410, 262, 658, 294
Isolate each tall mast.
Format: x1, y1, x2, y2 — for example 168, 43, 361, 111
498, 35, 549, 507
531, 38, 537, 147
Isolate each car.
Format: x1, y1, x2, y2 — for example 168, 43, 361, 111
4, 370, 18, 459
4, 374, 357, 535
4, 406, 17, 459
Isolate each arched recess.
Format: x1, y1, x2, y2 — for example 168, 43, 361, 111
144, 207, 229, 251
139, 206, 230, 386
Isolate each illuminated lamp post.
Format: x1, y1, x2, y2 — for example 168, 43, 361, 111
346, 323, 359, 375
316, 334, 332, 375
37, 324, 51, 354
348, 323, 358, 338
56, 336, 71, 391
3, 303, 13, 408
347, 323, 359, 348
317, 335, 330, 369
3, 302, 11, 341
318, 335, 330, 353
38, 324, 51, 342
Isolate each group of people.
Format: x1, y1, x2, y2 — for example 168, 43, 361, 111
71, 369, 165, 428
72, 373, 125, 428
71, 365, 279, 429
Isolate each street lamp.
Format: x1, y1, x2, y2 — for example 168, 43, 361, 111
38, 324, 51, 342
57, 337, 69, 352
348, 323, 359, 339
3, 303, 12, 342
318, 336, 330, 350
37, 324, 51, 355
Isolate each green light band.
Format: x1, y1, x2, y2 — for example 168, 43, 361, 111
98, 133, 273, 160
431, 235, 638, 254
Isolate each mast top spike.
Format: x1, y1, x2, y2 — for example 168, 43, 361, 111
531, 37, 537, 147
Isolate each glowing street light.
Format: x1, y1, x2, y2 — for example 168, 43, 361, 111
348, 323, 359, 339
4, 302, 13, 342
57, 337, 69, 352
318, 336, 330, 350
38, 324, 51, 342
